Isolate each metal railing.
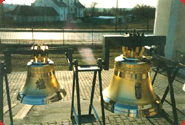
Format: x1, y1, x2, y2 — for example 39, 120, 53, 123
0, 28, 153, 46
2, 46, 74, 73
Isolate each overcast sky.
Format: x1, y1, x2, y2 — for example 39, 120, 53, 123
3, 0, 157, 8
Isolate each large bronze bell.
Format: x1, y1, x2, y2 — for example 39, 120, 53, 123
17, 45, 66, 105
103, 46, 161, 117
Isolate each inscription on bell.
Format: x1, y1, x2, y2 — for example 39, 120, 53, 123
36, 78, 46, 90
135, 82, 142, 99
115, 64, 148, 73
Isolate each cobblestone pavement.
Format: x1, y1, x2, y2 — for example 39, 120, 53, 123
2, 69, 185, 125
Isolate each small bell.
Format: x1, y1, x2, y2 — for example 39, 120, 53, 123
17, 44, 66, 105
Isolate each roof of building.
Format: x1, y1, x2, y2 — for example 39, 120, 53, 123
94, 16, 115, 19
74, 2, 85, 8
11, 6, 59, 16
52, 0, 67, 7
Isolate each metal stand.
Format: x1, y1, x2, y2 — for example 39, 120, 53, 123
152, 55, 185, 125
70, 59, 105, 125
0, 62, 13, 125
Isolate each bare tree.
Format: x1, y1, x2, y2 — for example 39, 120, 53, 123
90, 2, 98, 17
132, 4, 155, 31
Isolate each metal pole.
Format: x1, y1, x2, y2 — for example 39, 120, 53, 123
32, 28, 33, 40
152, 63, 160, 85
98, 59, 105, 125
88, 71, 97, 115
115, 0, 118, 30
75, 60, 81, 125
70, 70, 76, 119
32, 27, 35, 44
4, 68, 13, 125
92, 29, 93, 46
161, 67, 179, 104
166, 67, 178, 125
4, 53, 12, 74
0, 63, 4, 123
63, 29, 64, 45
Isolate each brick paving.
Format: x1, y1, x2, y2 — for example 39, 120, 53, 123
2, 68, 185, 125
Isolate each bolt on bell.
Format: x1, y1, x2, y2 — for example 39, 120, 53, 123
17, 44, 66, 105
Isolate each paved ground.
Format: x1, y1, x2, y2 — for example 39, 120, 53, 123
2, 68, 185, 125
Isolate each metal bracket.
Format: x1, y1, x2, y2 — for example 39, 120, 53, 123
102, 34, 166, 70
152, 54, 185, 125
70, 59, 105, 125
